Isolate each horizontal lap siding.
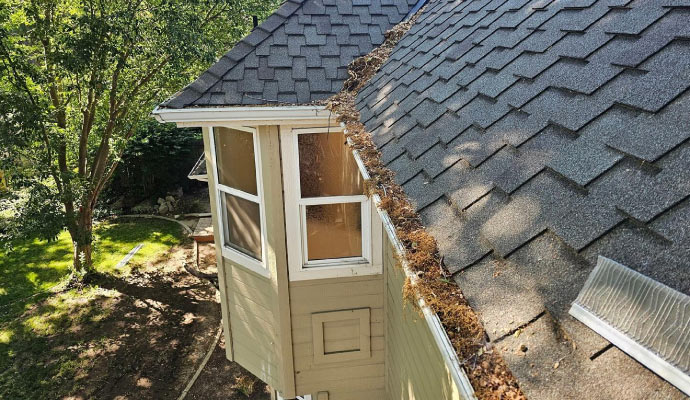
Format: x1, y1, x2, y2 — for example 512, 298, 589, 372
226, 261, 281, 388
289, 275, 385, 399
384, 237, 464, 400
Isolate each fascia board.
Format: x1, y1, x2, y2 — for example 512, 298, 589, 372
151, 105, 334, 127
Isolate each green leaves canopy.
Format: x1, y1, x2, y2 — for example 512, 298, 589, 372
0, 0, 278, 262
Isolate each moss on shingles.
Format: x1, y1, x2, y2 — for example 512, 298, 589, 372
326, 8, 526, 400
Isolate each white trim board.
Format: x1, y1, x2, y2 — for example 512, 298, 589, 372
276, 392, 311, 400
152, 105, 333, 127
115, 243, 144, 269
350, 147, 477, 400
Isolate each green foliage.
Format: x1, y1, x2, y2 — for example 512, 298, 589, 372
3, 183, 66, 243
0, 0, 280, 270
103, 120, 203, 208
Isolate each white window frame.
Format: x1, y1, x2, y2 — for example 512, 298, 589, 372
281, 126, 382, 281
209, 125, 269, 278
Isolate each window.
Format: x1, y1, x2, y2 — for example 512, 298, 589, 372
282, 127, 382, 280
210, 126, 267, 277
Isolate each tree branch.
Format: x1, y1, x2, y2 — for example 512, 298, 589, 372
0, 36, 62, 193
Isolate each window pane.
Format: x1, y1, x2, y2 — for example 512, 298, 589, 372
298, 132, 364, 198
214, 127, 257, 195
305, 203, 362, 261
222, 193, 262, 261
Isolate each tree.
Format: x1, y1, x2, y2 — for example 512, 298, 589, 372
0, 0, 279, 279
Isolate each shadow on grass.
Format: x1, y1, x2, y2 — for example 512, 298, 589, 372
0, 235, 73, 323
0, 266, 219, 399
0, 218, 205, 399
0, 218, 185, 323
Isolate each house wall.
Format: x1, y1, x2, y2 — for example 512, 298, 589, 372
204, 121, 468, 400
203, 125, 295, 395
225, 260, 282, 385
383, 234, 467, 400
288, 272, 386, 399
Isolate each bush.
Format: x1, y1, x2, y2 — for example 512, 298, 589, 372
102, 121, 204, 209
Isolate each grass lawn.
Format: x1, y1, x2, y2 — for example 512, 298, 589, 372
0, 218, 185, 321
0, 218, 189, 399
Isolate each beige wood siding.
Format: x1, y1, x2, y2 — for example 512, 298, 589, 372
226, 261, 282, 385
289, 274, 385, 399
383, 235, 465, 400
205, 126, 295, 395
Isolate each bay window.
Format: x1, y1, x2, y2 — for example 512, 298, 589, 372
282, 127, 382, 280
210, 126, 268, 277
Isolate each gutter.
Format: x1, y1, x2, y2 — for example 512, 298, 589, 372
350, 139, 477, 400
151, 104, 332, 127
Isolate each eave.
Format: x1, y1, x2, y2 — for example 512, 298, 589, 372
151, 105, 334, 128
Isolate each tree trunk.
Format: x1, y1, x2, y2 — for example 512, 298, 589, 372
70, 207, 95, 277
73, 240, 93, 272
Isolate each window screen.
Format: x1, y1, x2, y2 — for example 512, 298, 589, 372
222, 193, 262, 260
305, 203, 362, 261
215, 127, 257, 196
298, 131, 363, 198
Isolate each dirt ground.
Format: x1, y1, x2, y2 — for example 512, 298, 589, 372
42, 239, 267, 400
58, 241, 220, 399
185, 335, 271, 400
176, 241, 272, 400
184, 242, 272, 400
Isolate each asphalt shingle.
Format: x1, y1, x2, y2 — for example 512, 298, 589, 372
357, 1, 690, 397
161, 0, 418, 108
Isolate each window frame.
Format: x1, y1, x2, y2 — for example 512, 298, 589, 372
281, 126, 382, 281
209, 125, 269, 278
299, 196, 370, 267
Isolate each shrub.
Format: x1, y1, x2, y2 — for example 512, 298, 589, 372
102, 121, 204, 209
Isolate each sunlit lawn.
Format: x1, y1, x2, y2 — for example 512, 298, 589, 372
0, 218, 185, 320
0, 218, 186, 398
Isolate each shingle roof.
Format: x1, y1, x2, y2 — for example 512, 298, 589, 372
356, 0, 690, 398
161, 0, 419, 108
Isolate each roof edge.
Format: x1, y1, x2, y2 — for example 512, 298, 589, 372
151, 105, 333, 127
160, 0, 308, 109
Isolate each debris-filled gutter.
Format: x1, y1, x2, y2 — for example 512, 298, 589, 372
352, 147, 477, 399
326, 8, 526, 400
